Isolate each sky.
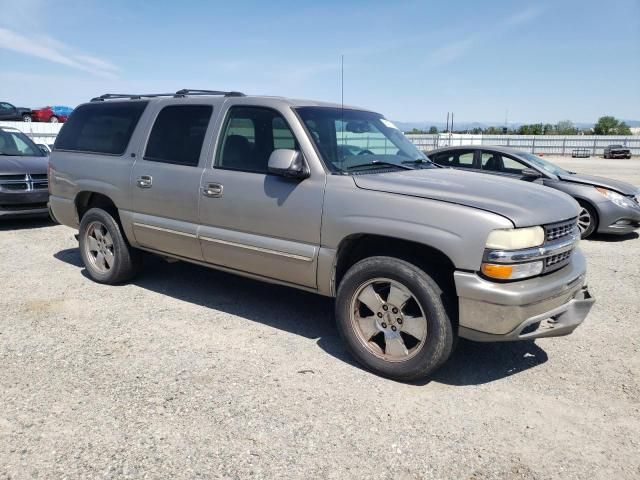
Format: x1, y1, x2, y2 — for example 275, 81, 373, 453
0, 0, 639, 125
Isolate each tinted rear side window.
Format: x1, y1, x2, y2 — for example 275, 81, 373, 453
144, 105, 213, 166
54, 101, 148, 155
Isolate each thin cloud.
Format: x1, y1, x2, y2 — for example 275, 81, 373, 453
0, 27, 118, 78
426, 6, 546, 66
427, 37, 478, 67
505, 6, 545, 27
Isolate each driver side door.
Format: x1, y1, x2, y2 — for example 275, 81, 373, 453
198, 104, 325, 288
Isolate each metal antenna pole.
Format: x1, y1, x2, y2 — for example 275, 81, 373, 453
341, 55, 344, 148
341, 54, 344, 109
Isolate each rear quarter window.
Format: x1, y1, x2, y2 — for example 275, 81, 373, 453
54, 101, 148, 155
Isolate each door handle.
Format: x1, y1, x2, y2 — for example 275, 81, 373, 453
136, 175, 153, 188
202, 183, 223, 198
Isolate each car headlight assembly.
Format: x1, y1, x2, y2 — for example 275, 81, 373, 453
482, 226, 546, 281
596, 187, 637, 209
481, 261, 544, 280
485, 226, 544, 250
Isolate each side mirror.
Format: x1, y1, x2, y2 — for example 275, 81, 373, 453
268, 149, 310, 179
521, 168, 542, 179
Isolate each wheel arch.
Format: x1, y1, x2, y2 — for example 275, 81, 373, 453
75, 191, 119, 221
333, 233, 457, 309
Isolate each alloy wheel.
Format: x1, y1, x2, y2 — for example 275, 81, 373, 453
84, 221, 115, 273
350, 278, 428, 362
577, 207, 592, 234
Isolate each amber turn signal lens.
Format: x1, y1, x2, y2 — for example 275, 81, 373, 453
481, 263, 513, 279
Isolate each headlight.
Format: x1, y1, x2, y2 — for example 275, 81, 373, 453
483, 226, 546, 281
485, 226, 545, 250
481, 261, 544, 280
596, 187, 637, 209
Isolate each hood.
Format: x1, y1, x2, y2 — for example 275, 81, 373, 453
0, 155, 48, 175
558, 173, 639, 195
352, 168, 579, 227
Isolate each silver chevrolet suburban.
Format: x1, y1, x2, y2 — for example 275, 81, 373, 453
48, 89, 595, 381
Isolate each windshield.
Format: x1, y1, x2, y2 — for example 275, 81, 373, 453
295, 107, 431, 173
520, 152, 568, 176
0, 129, 45, 157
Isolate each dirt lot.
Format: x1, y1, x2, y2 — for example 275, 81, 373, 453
1, 158, 639, 479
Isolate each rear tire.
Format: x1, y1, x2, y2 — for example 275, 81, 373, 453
577, 201, 598, 239
79, 208, 141, 284
49, 116, 59, 123
335, 256, 454, 381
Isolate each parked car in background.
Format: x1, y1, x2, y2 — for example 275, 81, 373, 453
603, 144, 631, 159
31, 105, 74, 123
428, 146, 640, 238
0, 126, 50, 218
48, 90, 594, 381
0, 102, 32, 122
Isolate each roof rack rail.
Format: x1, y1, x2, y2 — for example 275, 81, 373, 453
90, 89, 246, 102
90, 93, 175, 102
174, 89, 245, 97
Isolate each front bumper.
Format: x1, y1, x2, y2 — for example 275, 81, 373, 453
455, 249, 595, 341
0, 190, 50, 217
596, 200, 640, 235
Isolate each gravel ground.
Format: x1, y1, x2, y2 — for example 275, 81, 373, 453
1, 158, 639, 479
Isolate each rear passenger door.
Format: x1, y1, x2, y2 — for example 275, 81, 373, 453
130, 103, 214, 260
198, 104, 324, 288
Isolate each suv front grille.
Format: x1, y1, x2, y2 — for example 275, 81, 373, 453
546, 250, 572, 268
545, 218, 577, 242
0, 174, 48, 192
542, 217, 578, 273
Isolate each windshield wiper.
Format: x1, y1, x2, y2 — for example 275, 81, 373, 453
401, 158, 434, 165
346, 161, 413, 171
401, 158, 440, 169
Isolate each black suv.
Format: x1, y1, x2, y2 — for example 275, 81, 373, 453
0, 102, 32, 122
603, 145, 631, 159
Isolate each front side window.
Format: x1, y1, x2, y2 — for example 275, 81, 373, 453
216, 107, 297, 173
295, 107, 430, 173
501, 156, 527, 174
144, 105, 213, 166
481, 152, 528, 175
434, 150, 475, 168
54, 101, 148, 155
481, 152, 501, 171
0, 129, 44, 157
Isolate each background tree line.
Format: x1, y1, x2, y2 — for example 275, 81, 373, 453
406, 116, 632, 135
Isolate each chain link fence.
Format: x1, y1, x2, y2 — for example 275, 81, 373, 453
406, 134, 640, 156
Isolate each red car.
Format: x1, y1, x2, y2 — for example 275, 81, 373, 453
31, 105, 73, 123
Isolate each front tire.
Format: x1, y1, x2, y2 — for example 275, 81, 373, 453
22, 114, 32, 122
49, 116, 59, 123
335, 256, 454, 381
79, 208, 140, 284
577, 201, 598, 238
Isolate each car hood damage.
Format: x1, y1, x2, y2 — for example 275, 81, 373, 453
558, 173, 639, 196
353, 168, 580, 227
